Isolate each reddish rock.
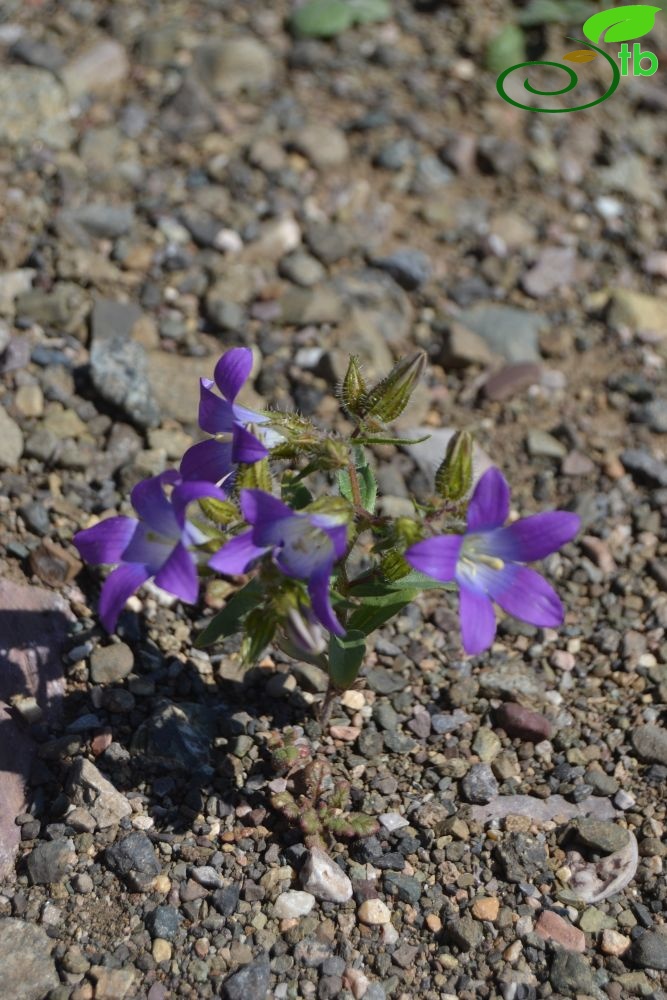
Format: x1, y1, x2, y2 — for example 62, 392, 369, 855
0, 580, 70, 877
535, 909, 585, 952
496, 702, 552, 742
482, 362, 541, 402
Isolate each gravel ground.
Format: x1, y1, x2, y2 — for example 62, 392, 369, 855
0, 1, 666, 998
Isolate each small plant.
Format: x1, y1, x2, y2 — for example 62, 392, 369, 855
270, 755, 379, 849
74, 346, 581, 726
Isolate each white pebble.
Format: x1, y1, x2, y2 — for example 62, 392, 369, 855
274, 890, 316, 919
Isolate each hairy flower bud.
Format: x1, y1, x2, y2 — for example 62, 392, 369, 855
435, 430, 473, 502
339, 355, 368, 416
362, 351, 426, 424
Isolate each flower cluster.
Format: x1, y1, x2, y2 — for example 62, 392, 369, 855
74, 346, 580, 691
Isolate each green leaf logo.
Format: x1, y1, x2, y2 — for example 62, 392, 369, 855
583, 4, 661, 44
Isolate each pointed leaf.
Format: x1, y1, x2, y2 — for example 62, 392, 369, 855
563, 48, 598, 62
300, 808, 323, 836
329, 629, 366, 690
346, 813, 381, 837
358, 463, 377, 513
329, 781, 351, 810
347, 598, 414, 636
290, 0, 354, 37
194, 578, 264, 647
271, 791, 300, 821
583, 5, 661, 43
324, 814, 355, 837
346, 0, 392, 25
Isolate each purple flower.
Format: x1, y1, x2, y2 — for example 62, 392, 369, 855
209, 489, 348, 636
405, 467, 580, 655
74, 471, 227, 632
180, 347, 270, 484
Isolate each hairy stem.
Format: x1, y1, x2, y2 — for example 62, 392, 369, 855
318, 680, 338, 729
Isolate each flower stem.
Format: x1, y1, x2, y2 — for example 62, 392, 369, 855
318, 680, 338, 730
347, 460, 363, 508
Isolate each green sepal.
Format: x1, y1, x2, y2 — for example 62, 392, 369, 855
353, 433, 431, 446
338, 354, 368, 416
328, 629, 366, 690
194, 578, 264, 648
235, 457, 272, 493
197, 497, 239, 526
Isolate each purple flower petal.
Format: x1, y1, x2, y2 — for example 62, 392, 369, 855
483, 564, 564, 628
180, 439, 233, 484
171, 480, 229, 529
484, 511, 581, 563
74, 516, 138, 565
308, 564, 345, 636
154, 542, 199, 603
199, 379, 235, 435
214, 347, 253, 402
121, 522, 174, 573
274, 519, 335, 579
99, 563, 150, 632
466, 467, 510, 533
231, 424, 269, 465
240, 489, 293, 530
458, 583, 497, 655
405, 535, 463, 582
131, 472, 180, 537
232, 402, 270, 426
208, 530, 269, 574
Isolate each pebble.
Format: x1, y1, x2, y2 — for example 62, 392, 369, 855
0, 406, 23, 468
358, 899, 391, 925
631, 930, 667, 970
66, 758, 132, 828
371, 249, 432, 291
457, 304, 543, 363
483, 362, 542, 403
550, 950, 595, 995
0, 919, 59, 999
535, 909, 586, 952
292, 124, 349, 169
89, 643, 134, 684
495, 703, 552, 742
25, 839, 75, 885
273, 890, 315, 918
194, 37, 274, 96
600, 929, 630, 956
631, 724, 667, 765
105, 832, 161, 889
300, 847, 353, 903
460, 763, 498, 804
471, 897, 500, 921
222, 952, 271, 999
0, 67, 70, 148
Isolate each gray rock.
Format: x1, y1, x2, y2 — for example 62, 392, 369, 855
90, 643, 134, 684
445, 914, 483, 951
550, 950, 596, 995
574, 819, 629, 854
105, 832, 160, 889
371, 248, 432, 291
66, 757, 132, 829
25, 838, 75, 885
194, 38, 274, 96
222, 951, 271, 1000
483, 362, 542, 403
300, 847, 353, 903
410, 154, 454, 193
0, 919, 59, 1000
0, 406, 23, 469
147, 351, 209, 425
375, 138, 414, 171
279, 285, 344, 326
90, 300, 159, 429
16, 283, 88, 332
631, 930, 667, 970
67, 203, 135, 240
279, 252, 325, 287
11, 36, 65, 73
291, 124, 349, 169
635, 398, 667, 433
0, 67, 71, 148
305, 221, 354, 265
495, 832, 548, 884
145, 905, 182, 941
461, 763, 498, 804
457, 303, 544, 363
522, 247, 577, 298
61, 38, 129, 98
526, 429, 567, 459
631, 724, 667, 765
365, 666, 406, 694
383, 871, 421, 904
438, 320, 496, 369
621, 450, 667, 489
0, 269, 36, 317
131, 700, 216, 772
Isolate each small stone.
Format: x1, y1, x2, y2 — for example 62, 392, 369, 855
600, 929, 630, 956
14, 385, 43, 418
300, 847, 353, 903
438, 320, 496, 369
61, 39, 129, 97
471, 897, 500, 921
152, 939, 172, 963
550, 950, 595, 995
0, 919, 59, 1000
457, 303, 543, 363
274, 890, 315, 919
378, 813, 409, 833
483, 362, 542, 402
279, 285, 344, 326
460, 763, 498, 804
621, 449, 667, 489
0, 406, 23, 468
472, 728, 501, 762
279, 252, 325, 287
608, 288, 667, 337
358, 898, 391, 925
631, 930, 667, 970
445, 914, 483, 950
562, 450, 596, 476
89, 643, 134, 684
495, 703, 552, 742
526, 429, 566, 459
535, 910, 586, 952
222, 952, 271, 1000
574, 819, 629, 854
291, 124, 349, 169
194, 37, 274, 97
495, 833, 548, 884
25, 839, 75, 885
522, 247, 576, 298
145, 906, 181, 941
0, 68, 70, 148
631, 725, 667, 765
105, 831, 160, 889
66, 757, 132, 829
371, 249, 432, 291
90, 966, 136, 1000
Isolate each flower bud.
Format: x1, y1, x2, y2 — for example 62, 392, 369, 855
363, 351, 426, 424
339, 355, 368, 416
285, 606, 327, 657
435, 430, 473, 502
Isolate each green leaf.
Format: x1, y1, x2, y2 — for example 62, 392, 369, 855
347, 597, 414, 635
345, 0, 392, 25
300, 808, 322, 836
271, 790, 300, 821
194, 579, 264, 648
583, 4, 661, 43
329, 629, 366, 690
346, 813, 381, 837
485, 24, 526, 75
290, 0, 354, 37
281, 477, 313, 510
386, 569, 458, 593
354, 434, 431, 446
347, 581, 424, 605
329, 781, 351, 810
358, 463, 377, 513
197, 497, 238, 526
